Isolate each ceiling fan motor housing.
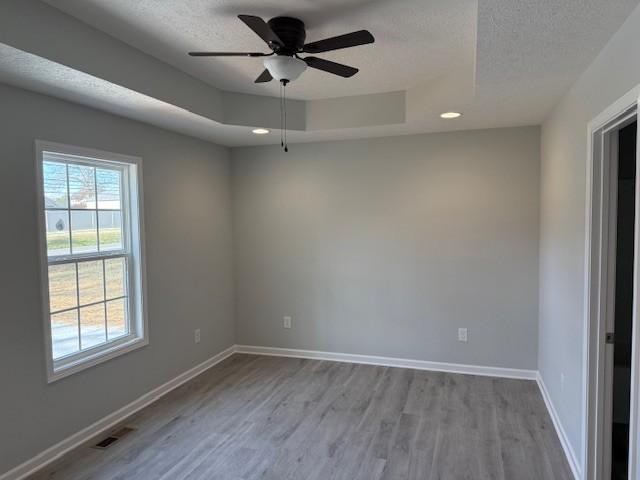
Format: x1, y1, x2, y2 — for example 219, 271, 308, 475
263, 17, 308, 82
267, 17, 306, 55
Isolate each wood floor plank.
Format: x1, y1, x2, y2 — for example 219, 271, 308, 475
30, 355, 573, 480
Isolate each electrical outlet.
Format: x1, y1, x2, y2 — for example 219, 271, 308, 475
194, 329, 201, 344
283, 316, 292, 329
560, 373, 565, 392
458, 328, 468, 342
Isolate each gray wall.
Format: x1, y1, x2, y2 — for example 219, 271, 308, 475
232, 127, 541, 370
0, 84, 235, 474
539, 3, 640, 468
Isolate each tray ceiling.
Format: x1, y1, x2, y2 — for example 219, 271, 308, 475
0, 0, 637, 146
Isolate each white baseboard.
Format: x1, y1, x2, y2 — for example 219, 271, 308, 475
0, 345, 236, 480
536, 373, 582, 480
2, 345, 579, 480
235, 344, 538, 380
236, 345, 579, 478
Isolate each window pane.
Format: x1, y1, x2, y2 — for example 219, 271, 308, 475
43, 161, 68, 208
40, 148, 142, 375
51, 310, 79, 359
105, 257, 126, 299
71, 210, 98, 253
98, 211, 123, 251
97, 169, 122, 210
48, 263, 77, 312
68, 164, 96, 209
80, 304, 106, 349
78, 260, 104, 306
107, 298, 128, 340
46, 210, 70, 256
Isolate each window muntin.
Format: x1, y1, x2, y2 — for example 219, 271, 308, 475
44, 160, 125, 258
38, 143, 146, 380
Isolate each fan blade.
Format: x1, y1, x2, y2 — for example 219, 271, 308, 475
303, 30, 374, 54
238, 15, 284, 48
303, 57, 358, 78
255, 69, 273, 83
189, 51, 268, 57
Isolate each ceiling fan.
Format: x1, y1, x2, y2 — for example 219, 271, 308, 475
188, 15, 375, 84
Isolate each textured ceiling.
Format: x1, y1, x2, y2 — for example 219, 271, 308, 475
3, 0, 639, 146
43, 0, 477, 100
475, 0, 640, 112
0, 44, 243, 145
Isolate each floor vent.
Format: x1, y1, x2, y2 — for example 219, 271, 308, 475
92, 426, 137, 450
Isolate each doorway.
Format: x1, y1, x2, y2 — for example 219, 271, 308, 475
610, 121, 637, 480
585, 93, 639, 480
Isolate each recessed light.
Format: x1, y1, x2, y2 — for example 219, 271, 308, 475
440, 112, 462, 119
252, 128, 270, 135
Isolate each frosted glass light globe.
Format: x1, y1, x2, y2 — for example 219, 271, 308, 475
264, 56, 307, 82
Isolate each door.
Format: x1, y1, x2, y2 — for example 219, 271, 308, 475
585, 91, 640, 480
606, 121, 637, 480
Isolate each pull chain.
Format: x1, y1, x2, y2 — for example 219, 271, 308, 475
283, 81, 288, 152
280, 79, 289, 152
280, 82, 284, 148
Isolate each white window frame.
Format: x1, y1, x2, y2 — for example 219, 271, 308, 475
35, 140, 148, 383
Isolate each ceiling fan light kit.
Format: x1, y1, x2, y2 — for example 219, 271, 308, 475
263, 56, 307, 83
189, 14, 375, 151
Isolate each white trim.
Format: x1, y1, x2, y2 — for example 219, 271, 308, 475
630, 93, 640, 480
34, 140, 149, 383
48, 336, 148, 383
237, 346, 581, 475
3, 345, 581, 480
587, 85, 640, 134
234, 344, 538, 379
584, 87, 640, 480
238, 346, 579, 475
537, 373, 582, 480
0, 346, 235, 480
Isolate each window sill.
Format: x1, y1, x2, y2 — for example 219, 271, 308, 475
48, 336, 148, 383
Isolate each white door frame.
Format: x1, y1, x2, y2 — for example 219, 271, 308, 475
584, 85, 640, 480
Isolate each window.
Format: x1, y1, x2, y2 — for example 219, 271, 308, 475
36, 141, 147, 382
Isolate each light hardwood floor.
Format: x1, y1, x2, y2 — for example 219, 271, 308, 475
31, 354, 573, 479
